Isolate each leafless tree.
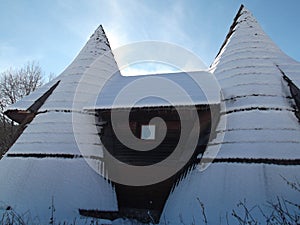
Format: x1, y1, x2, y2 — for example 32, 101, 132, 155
0, 61, 43, 107
0, 61, 44, 156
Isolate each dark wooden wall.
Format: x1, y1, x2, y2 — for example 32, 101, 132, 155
89, 105, 215, 223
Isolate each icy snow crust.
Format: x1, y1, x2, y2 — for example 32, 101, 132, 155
0, 25, 119, 222
162, 6, 300, 225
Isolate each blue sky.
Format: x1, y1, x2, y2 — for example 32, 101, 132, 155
0, 0, 299, 77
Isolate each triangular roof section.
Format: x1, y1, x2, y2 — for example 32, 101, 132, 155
206, 4, 300, 160
5, 25, 119, 117
162, 5, 300, 224
0, 25, 118, 222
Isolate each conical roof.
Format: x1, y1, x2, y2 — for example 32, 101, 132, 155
162, 5, 300, 224
207, 5, 300, 160
0, 25, 118, 223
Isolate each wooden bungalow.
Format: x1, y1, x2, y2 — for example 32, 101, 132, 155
81, 71, 220, 222
1, 4, 300, 225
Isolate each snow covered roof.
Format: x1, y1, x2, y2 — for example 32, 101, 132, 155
5, 25, 118, 113
205, 5, 300, 160
162, 5, 300, 225
85, 70, 219, 110
0, 25, 118, 222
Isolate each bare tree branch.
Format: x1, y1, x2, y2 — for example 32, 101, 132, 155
0, 61, 45, 155
0, 61, 43, 108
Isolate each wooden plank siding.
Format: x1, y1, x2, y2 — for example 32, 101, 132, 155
89, 104, 216, 223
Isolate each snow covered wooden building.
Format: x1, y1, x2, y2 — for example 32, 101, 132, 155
162, 5, 300, 224
1, 4, 300, 224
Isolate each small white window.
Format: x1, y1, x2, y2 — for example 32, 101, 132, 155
141, 125, 156, 140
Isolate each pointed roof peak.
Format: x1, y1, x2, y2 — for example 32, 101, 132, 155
236, 4, 254, 19
95, 24, 104, 31
85, 24, 112, 52
238, 5, 259, 24
210, 4, 284, 71
6, 24, 119, 113
210, 5, 257, 66
90, 24, 105, 39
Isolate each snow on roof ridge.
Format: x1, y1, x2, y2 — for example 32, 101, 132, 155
209, 4, 244, 69
210, 4, 285, 72
205, 5, 300, 160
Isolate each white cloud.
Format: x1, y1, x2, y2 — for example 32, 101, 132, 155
120, 62, 179, 76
